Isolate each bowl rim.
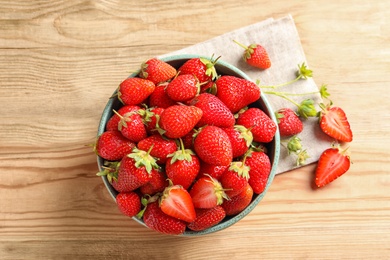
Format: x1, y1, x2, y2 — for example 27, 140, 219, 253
96, 54, 280, 236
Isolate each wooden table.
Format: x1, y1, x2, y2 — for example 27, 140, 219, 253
1, 1, 389, 259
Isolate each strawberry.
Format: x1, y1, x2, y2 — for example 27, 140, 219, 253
233, 40, 271, 69
315, 145, 351, 187
215, 76, 261, 113
114, 107, 147, 143
148, 83, 177, 109
276, 108, 304, 137
197, 162, 228, 181
118, 77, 155, 106
245, 150, 271, 194
165, 139, 200, 190
139, 169, 168, 195
116, 192, 141, 217
143, 201, 187, 235
236, 107, 277, 143
220, 161, 250, 198
139, 58, 177, 84
137, 134, 177, 164
106, 105, 140, 131
113, 148, 159, 192
159, 182, 196, 223
178, 56, 219, 83
193, 125, 233, 166
159, 105, 203, 139
222, 125, 253, 158
318, 103, 353, 142
222, 183, 253, 216
187, 206, 226, 232
189, 93, 235, 128
94, 130, 135, 161
166, 74, 199, 102
190, 175, 228, 209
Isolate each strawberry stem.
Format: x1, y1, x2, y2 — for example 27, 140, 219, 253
232, 39, 248, 50
264, 91, 301, 107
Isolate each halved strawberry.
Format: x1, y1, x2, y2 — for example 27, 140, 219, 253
189, 175, 228, 209
159, 182, 196, 223
315, 145, 351, 187
318, 103, 353, 142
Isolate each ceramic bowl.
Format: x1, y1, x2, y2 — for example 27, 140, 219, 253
97, 54, 280, 236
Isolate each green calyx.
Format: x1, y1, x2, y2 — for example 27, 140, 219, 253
204, 174, 229, 204
296, 149, 310, 166
167, 138, 194, 164
139, 61, 149, 79
234, 125, 253, 147
297, 99, 318, 119
228, 161, 250, 180
297, 62, 313, 79
233, 40, 255, 61
286, 136, 302, 155
127, 147, 159, 174
96, 161, 120, 183
200, 55, 220, 81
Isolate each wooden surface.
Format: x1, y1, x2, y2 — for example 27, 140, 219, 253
1, 1, 389, 259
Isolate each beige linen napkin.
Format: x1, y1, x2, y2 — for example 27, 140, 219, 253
160, 15, 332, 174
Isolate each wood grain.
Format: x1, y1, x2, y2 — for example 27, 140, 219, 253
1, 0, 389, 259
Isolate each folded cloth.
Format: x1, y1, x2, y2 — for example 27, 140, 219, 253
160, 15, 332, 174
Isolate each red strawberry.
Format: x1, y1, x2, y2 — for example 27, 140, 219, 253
116, 192, 141, 217
159, 105, 203, 139
187, 206, 226, 232
112, 148, 159, 192
106, 105, 140, 131
159, 182, 196, 223
215, 76, 261, 113
139, 58, 177, 84
139, 169, 168, 195
193, 125, 233, 166
94, 130, 135, 161
222, 125, 253, 158
114, 107, 147, 143
245, 150, 271, 194
236, 107, 277, 143
118, 77, 155, 106
220, 161, 250, 198
318, 104, 353, 142
315, 145, 351, 187
137, 134, 177, 164
233, 40, 271, 69
148, 83, 177, 109
178, 56, 219, 83
222, 183, 253, 216
166, 74, 199, 102
197, 163, 228, 181
190, 175, 228, 209
276, 108, 304, 137
165, 139, 200, 190
189, 93, 235, 128
143, 201, 187, 235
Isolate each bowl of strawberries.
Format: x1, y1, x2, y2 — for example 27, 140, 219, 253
95, 54, 280, 236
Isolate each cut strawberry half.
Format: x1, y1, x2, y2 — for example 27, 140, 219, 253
159, 181, 196, 223
315, 145, 351, 187
319, 103, 353, 142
